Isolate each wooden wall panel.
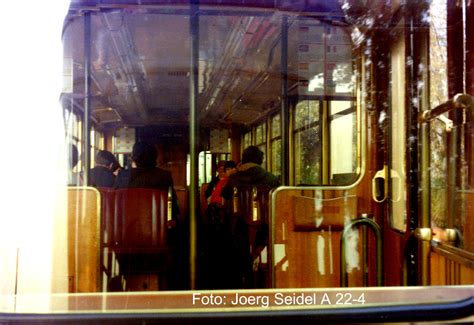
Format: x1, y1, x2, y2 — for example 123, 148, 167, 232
273, 189, 366, 288
430, 247, 474, 285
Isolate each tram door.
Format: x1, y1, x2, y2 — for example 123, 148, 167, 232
270, 17, 377, 288
377, 0, 474, 286
268, 2, 470, 290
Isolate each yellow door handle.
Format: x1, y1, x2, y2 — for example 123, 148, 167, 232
372, 165, 387, 203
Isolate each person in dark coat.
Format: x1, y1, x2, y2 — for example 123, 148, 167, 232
115, 141, 179, 216
115, 141, 181, 289
222, 146, 280, 199
89, 150, 117, 188
221, 146, 280, 288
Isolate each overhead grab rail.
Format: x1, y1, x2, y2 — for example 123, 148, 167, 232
340, 215, 382, 287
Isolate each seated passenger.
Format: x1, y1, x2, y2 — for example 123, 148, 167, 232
220, 147, 279, 288
115, 142, 179, 218
222, 146, 280, 199
89, 150, 117, 188
224, 160, 237, 177
202, 160, 237, 289
114, 142, 180, 290
111, 159, 123, 177
204, 160, 237, 222
205, 160, 231, 206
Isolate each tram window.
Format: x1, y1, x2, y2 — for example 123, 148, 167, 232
429, 0, 448, 108
255, 123, 267, 168
90, 127, 104, 167
429, 0, 449, 230
65, 110, 83, 173
329, 101, 357, 184
198, 151, 212, 186
430, 119, 448, 229
243, 131, 252, 149
270, 114, 282, 177
293, 100, 321, 185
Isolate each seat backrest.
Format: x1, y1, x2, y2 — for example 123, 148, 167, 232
98, 188, 115, 246
114, 188, 168, 250
232, 185, 271, 226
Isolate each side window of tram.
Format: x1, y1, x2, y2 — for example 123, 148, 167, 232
294, 100, 321, 185
293, 100, 358, 185
293, 100, 322, 185
329, 101, 357, 184
428, 0, 450, 233
270, 114, 282, 178
255, 123, 267, 168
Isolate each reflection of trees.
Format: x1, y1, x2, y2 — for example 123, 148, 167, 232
331, 63, 354, 94
429, 0, 447, 107
298, 128, 321, 184
429, 1, 448, 229
271, 139, 281, 177
430, 120, 448, 228
295, 100, 321, 184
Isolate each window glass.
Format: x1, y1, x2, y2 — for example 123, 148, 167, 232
243, 131, 252, 149
293, 100, 321, 185
255, 123, 267, 167
198, 151, 213, 185
330, 101, 357, 184
271, 114, 281, 138
429, 0, 449, 232
271, 114, 282, 176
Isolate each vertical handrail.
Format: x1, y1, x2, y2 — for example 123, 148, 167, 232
188, 0, 200, 290
83, 11, 92, 186
340, 217, 382, 287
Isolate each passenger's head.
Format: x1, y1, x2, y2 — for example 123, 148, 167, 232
224, 160, 237, 176
95, 150, 117, 169
216, 160, 226, 177
241, 146, 264, 165
131, 142, 157, 168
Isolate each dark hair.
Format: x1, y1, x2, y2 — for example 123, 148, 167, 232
95, 150, 117, 166
241, 146, 263, 165
132, 142, 157, 168
224, 160, 237, 170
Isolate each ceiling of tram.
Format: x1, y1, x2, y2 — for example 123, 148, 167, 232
63, 3, 349, 129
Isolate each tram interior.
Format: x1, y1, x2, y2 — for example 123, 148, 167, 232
60, 0, 474, 294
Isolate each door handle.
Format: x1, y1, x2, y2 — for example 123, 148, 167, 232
372, 165, 387, 203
